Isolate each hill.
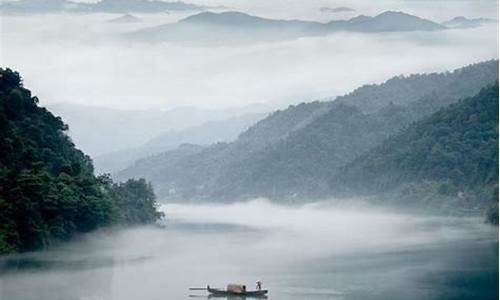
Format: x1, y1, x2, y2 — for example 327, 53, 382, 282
107, 14, 142, 24
93, 112, 265, 174
319, 7, 355, 13
117, 60, 498, 202
129, 10, 445, 45
335, 84, 498, 220
49, 103, 268, 157
0, 69, 163, 254
442, 16, 496, 29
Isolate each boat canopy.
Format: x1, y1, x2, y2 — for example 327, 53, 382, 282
226, 283, 246, 294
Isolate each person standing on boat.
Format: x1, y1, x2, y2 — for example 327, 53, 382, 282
256, 280, 262, 291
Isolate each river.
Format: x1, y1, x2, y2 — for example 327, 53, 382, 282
0, 199, 498, 300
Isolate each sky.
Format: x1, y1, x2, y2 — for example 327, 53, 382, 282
0, 0, 498, 110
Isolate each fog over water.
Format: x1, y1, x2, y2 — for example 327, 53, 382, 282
1, 200, 497, 300
0, 1, 498, 299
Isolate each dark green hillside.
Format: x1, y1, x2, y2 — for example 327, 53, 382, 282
117, 102, 333, 198
0, 69, 162, 254
213, 60, 499, 200
336, 59, 499, 113
336, 84, 498, 217
237, 101, 332, 149
117, 60, 498, 202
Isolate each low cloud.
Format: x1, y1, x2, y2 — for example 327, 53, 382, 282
1, 5, 497, 111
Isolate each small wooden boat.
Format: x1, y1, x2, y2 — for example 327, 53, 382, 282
207, 285, 268, 297
189, 284, 268, 298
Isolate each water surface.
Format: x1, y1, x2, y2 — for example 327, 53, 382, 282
0, 200, 498, 300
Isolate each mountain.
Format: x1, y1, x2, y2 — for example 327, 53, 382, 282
93, 112, 265, 174
331, 11, 445, 32
442, 16, 497, 29
319, 7, 355, 13
49, 103, 269, 157
107, 14, 142, 24
0, 0, 208, 14
116, 100, 333, 198
0, 68, 162, 254
116, 60, 498, 202
129, 10, 445, 45
335, 84, 498, 219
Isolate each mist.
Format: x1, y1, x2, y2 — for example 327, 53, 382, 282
1, 1, 498, 111
0, 1, 498, 299
1, 200, 497, 300
1, 0, 497, 161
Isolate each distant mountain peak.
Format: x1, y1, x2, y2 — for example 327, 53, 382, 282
346, 14, 371, 22
132, 10, 446, 45
107, 13, 142, 23
376, 10, 409, 17
451, 16, 468, 21
180, 11, 264, 24
442, 16, 496, 28
319, 6, 355, 13
348, 10, 446, 31
373, 10, 439, 23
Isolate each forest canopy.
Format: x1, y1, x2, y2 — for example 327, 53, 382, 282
0, 68, 163, 254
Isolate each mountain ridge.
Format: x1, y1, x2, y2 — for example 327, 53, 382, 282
117, 60, 499, 203
130, 10, 446, 45
333, 83, 498, 220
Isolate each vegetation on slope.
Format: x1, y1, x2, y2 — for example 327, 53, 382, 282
0, 69, 163, 254
118, 60, 498, 202
335, 84, 498, 220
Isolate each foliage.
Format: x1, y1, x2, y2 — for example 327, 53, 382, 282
100, 175, 164, 225
117, 60, 499, 203
336, 84, 499, 219
0, 68, 162, 254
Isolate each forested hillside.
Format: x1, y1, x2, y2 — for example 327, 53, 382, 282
93, 112, 264, 174
117, 101, 334, 197
117, 60, 498, 202
0, 69, 163, 254
335, 84, 499, 221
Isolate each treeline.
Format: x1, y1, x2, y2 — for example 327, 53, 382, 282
0, 69, 163, 254
335, 84, 499, 222
117, 60, 499, 202
114, 60, 499, 223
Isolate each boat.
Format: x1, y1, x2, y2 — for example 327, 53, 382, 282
189, 284, 268, 298
207, 285, 268, 297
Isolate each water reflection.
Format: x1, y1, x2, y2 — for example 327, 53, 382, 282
0, 201, 497, 300
0, 255, 115, 300
188, 296, 268, 300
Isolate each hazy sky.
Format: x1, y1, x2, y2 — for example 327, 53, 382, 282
0, 0, 498, 110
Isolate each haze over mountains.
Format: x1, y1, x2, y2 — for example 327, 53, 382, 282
117, 60, 498, 218
0, 5, 498, 300
2, 1, 497, 223
49, 103, 270, 157
93, 112, 266, 174
3, 0, 496, 112
130, 10, 447, 45
319, 7, 355, 14
442, 16, 497, 29
107, 14, 142, 24
0, 0, 212, 14
336, 84, 498, 213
